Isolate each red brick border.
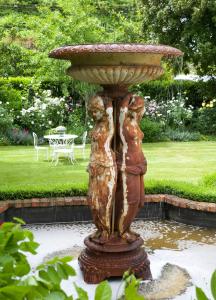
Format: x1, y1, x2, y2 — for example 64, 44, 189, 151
0, 195, 216, 214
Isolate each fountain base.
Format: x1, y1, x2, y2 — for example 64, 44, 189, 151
78, 235, 152, 284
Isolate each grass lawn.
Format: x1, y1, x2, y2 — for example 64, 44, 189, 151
0, 142, 216, 201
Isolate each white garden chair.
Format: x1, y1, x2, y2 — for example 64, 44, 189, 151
74, 131, 87, 159
52, 143, 75, 166
33, 132, 49, 161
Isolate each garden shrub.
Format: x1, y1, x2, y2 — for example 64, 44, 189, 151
67, 107, 92, 144
0, 85, 22, 111
143, 94, 194, 132
132, 79, 216, 108
0, 135, 10, 146
0, 106, 13, 134
7, 127, 33, 145
165, 128, 202, 142
192, 100, 216, 135
0, 77, 32, 91
16, 90, 70, 136
140, 117, 165, 142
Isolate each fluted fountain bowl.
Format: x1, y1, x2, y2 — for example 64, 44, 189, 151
49, 44, 183, 85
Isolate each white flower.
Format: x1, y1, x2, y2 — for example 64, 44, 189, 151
42, 103, 47, 110
0, 101, 2, 104
89, 125, 93, 129
42, 114, 45, 118
46, 90, 52, 96
21, 109, 26, 116
31, 121, 34, 124
6, 102, 9, 105
48, 121, 52, 125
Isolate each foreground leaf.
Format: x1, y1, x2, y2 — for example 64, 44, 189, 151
211, 270, 216, 300
196, 287, 209, 300
95, 281, 112, 300
74, 282, 88, 300
124, 275, 145, 300
0, 285, 31, 299
45, 291, 66, 300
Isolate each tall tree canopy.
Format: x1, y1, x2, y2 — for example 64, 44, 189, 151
142, 0, 216, 75
0, 0, 144, 79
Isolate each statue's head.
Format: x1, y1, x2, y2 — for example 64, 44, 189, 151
88, 96, 105, 121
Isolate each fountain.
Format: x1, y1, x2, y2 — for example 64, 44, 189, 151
49, 43, 183, 283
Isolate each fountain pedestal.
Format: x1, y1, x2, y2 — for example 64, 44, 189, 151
79, 236, 151, 284
49, 44, 183, 283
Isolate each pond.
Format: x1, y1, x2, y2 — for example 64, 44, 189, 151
27, 220, 216, 300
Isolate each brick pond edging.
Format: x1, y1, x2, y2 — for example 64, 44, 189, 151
0, 195, 216, 227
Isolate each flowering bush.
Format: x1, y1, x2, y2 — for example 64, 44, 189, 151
193, 99, 216, 135
15, 90, 69, 136
7, 127, 33, 145
144, 94, 193, 129
0, 105, 13, 134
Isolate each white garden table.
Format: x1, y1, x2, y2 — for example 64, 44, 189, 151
44, 134, 78, 165
44, 134, 78, 147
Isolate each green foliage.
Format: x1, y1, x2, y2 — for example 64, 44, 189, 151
0, 136, 10, 146
1, 177, 216, 203
165, 128, 202, 142
6, 128, 33, 145
196, 270, 216, 300
74, 283, 89, 300
0, 77, 32, 90
192, 104, 216, 135
0, 219, 149, 300
95, 280, 112, 300
123, 273, 145, 300
0, 217, 79, 299
145, 179, 216, 203
0, 0, 145, 81
0, 85, 22, 111
141, 0, 216, 76
140, 118, 165, 142
67, 107, 92, 144
0, 106, 13, 134
132, 79, 216, 109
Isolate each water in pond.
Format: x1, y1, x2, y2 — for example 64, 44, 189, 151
27, 220, 216, 300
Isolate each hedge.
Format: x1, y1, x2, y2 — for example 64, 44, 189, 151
0, 180, 215, 203
0, 77, 32, 90
131, 79, 216, 108
1, 77, 216, 108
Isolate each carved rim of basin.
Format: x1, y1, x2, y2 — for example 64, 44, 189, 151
49, 43, 183, 85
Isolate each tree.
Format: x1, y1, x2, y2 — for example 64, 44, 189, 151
0, 0, 146, 79
141, 0, 216, 75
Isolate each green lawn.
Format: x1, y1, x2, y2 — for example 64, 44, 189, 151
0, 142, 216, 201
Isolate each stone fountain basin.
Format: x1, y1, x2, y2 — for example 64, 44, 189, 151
49, 43, 183, 85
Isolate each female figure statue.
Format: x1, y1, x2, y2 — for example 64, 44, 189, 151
87, 95, 116, 244
115, 93, 147, 242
